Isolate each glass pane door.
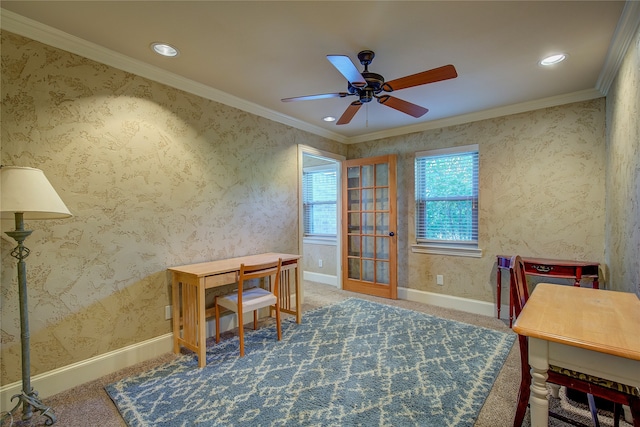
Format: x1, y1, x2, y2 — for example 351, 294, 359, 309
342, 155, 397, 299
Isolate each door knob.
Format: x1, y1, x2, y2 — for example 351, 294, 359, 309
389, 232, 395, 237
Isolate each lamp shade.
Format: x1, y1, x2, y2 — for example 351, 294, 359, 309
1, 166, 72, 220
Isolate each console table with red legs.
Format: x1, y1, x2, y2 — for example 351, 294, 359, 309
496, 255, 600, 327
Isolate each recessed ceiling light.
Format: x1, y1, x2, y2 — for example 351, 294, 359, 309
323, 116, 337, 122
151, 42, 179, 57
539, 53, 567, 66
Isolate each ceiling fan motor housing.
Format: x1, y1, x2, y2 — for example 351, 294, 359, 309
362, 72, 384, 91
352, 72, 383, 103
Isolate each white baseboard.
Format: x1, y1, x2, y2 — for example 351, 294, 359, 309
0, 333, 173, 413
304, 271, 338, 287
300, 274, 506, 320
0, 313, 241, 413
398, 286, 505, 319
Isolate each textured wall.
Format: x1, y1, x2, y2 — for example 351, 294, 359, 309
605, 25, 640, 295
347, 99, 607, 302
0, 31, 344, 385
2, 25, 629, 386
303, 242, 337, 275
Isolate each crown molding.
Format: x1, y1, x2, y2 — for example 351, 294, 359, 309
347, 88, 604, 144
596, 0, 640, 95
0, 9, 347, 144
1, 6, 633, 146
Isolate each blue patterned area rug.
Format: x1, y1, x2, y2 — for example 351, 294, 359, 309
106, 298, 515, 426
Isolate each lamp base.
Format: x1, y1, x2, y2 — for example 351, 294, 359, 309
2, 390, 56, 426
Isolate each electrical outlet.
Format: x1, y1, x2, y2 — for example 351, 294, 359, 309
436, 275, 444, 286
165, 305, 172, 320
318, 259, 323, 268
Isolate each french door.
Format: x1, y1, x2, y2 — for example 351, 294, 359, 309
341, 155, 397, 299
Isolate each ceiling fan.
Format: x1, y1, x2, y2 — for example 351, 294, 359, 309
281, 50, 458, 125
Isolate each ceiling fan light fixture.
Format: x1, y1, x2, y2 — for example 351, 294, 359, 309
539, 53, 567, 66
151, 42, 179, 57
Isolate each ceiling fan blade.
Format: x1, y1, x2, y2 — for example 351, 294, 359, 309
383, 64, 458, 92
326, 55, 366, 87
378, 95, 428, 118
281, 92, 350, 102
336, 101, 362, 125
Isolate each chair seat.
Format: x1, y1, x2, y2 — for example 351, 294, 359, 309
217, 287, 277, 314
549, 365, 640, 397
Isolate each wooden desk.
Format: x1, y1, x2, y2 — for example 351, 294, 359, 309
496, 255, 600, 325
168, 252, 302, 367
513, 283, 640, 427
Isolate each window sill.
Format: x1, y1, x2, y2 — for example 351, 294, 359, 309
304, 236, 337, 246
411, 244, 482, 258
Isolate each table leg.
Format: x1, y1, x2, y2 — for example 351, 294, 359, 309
575, 266, 582, 287
197, 277, 207, 368
528, 338, 550, 427
171, 274, 180, 354
496, 267, 502, 320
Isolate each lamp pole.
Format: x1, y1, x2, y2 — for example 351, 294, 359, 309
1, 165, 71, 425
4, 212, 57, 426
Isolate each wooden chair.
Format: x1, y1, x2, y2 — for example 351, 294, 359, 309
214, 258, 282, 357
511, 255, 640, 427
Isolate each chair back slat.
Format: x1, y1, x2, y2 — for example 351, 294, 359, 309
510, 255, 529, 318
240, 261, 280, 279
239, 259, 282, 286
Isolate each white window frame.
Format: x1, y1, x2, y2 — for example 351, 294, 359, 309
412, 144, 482, 258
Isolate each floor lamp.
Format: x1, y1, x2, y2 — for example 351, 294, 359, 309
1, 166, 72, 426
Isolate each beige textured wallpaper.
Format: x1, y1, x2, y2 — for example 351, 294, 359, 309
2, 23, 638, 387
0, 31, 344, 385
605, 25, 640, 295
347, 99, 607, 302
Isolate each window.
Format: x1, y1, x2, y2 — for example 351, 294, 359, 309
303, 165, 337, 237
413, 144, 481, 257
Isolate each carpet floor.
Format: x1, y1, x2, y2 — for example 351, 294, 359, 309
106, 298, 514, 426
4, 282, 632, 427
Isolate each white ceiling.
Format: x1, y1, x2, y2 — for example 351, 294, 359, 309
1, 1, 639, 144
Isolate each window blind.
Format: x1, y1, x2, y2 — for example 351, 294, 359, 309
303, 167, 337, 236
415, 146, 478, 245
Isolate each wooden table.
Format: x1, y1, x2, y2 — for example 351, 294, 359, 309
168, 252, 302, 367
496, 255, 600, 325
513, 283, 640, 427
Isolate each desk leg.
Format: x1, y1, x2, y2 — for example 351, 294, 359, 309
171, 274, 180, 354
295, 261, 302, 324
197, 277, 207, 368
528, 338, 550, 427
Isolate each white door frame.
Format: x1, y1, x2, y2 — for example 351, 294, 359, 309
298, 145, 345, 290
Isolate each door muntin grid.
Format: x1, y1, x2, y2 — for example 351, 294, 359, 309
346, 163, 390, 285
